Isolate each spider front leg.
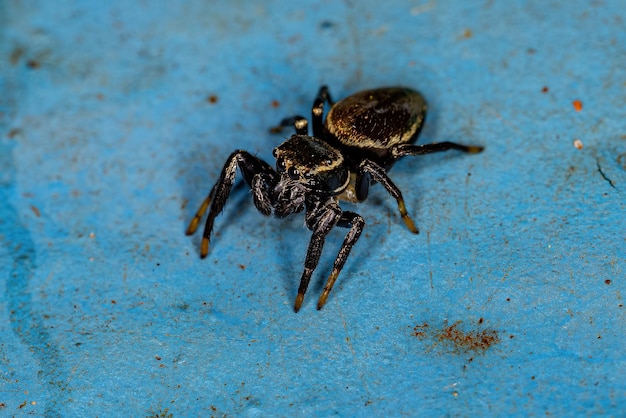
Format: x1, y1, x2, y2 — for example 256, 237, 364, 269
294, 200, 342, 312
317, 211, 364, 310
356, 159, 419, 234
186, 150, 276, 258
294, 201, 364, 312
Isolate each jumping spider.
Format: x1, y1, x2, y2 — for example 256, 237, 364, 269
186, 86, 484, 312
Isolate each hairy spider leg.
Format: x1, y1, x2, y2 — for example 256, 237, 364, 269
317, 211, 365, 310
391, 141, 485, 158
311, 85, 334, 138
185, 184, 215, 235
186, 150, 276, 258
356, 159, 420, 234
294, 201, 342, 312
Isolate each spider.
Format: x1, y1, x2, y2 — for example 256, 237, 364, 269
186, 86, 484, 312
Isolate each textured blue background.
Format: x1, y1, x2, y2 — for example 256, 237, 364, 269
1, 1, 625, 416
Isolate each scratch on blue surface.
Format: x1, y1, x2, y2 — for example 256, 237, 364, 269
595, 156, 617, 190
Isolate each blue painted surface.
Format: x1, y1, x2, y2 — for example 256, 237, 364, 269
1, 1, 624, 416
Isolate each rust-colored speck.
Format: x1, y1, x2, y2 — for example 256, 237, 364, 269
155, 355, 162, 361
208, 95, 218, 104
271, 100, 280, 108
30, 205, 41, 217
26, 60, 40, 69
541, 86, 549, 93
605, 279, 611, 285
412, 321, 500, 353
573, 100, 583, 111
478, 317, 484, 324
411, 323, 429, 337
462, 28, 472, 38
438, 322, 499, 351
238, 264, 246, 270
7, 128, 21, 138
111, 300, 116, 304
147, 408, 172, 418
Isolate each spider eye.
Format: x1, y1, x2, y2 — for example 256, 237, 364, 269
272, 149, 278, 158
287, 166, 300, 180
276, 158, 286, 172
